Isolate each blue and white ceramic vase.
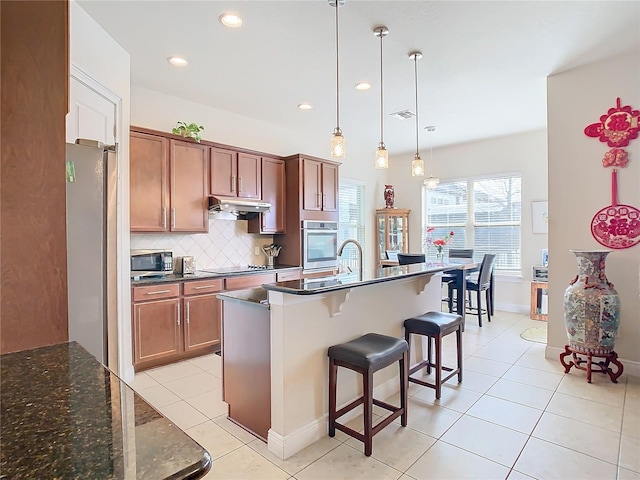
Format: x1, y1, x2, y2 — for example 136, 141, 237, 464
563, 250, 620, 354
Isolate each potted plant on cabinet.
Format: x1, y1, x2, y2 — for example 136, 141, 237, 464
172, 121, 205, 143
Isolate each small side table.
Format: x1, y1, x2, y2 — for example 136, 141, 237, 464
529, 281, 548, 321
559, 345, 624, 383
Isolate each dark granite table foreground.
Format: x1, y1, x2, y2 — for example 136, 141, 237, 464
0, 342, 211, 479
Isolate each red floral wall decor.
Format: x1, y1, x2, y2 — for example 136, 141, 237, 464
602, 148, 629, 168
584, 97, 640, 148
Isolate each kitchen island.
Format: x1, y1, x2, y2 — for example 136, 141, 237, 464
0, 342, 211, 479
219, 263, 455, 460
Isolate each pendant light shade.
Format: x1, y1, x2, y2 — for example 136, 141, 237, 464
374, 26, 389, 169
410, 51, 424, 177
330, 0, 346, 159
424, 125, 440, 189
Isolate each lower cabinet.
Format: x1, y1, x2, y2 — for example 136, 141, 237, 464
132, 280, 223, 371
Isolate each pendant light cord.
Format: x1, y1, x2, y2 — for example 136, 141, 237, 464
379, 32, 384, 143
414, 55, 419, 156
335, 2, 340, 129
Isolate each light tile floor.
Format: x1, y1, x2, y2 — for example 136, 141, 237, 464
130, 311, 640, 480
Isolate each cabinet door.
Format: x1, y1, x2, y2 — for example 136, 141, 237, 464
170, 140, 209, 232
184, 293, 221, 352
130, 132, 169, 231
321, 163, 338, 212
237, 152, 261, 199
302, 158, 322, 211
257, 157, 285, 233
132, 298, 181, 366
210, 147, 237, 197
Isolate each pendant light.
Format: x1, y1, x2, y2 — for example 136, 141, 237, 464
424, 126, 440, 189
374, 26, 389, 169
330, 0, 346, 159
410, 51, 424, 177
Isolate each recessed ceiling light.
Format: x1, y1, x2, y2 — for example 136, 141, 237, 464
298, 103, 313, 110
355, 82, 371, 91
167, 56, 188, 67
219, 13, 243, 28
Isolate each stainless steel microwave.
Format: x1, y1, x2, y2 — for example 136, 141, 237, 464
302, 221, 338, 270
130, 249, 173, 276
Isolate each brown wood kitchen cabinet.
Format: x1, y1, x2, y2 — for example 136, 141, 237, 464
248, 156, 285, 234
132, 283, 182, 368
210, 147, 261, 199
274, 154, 340, 268
302, 157, 338, 213
132, 279, 223, 371
130, 128, 208, 233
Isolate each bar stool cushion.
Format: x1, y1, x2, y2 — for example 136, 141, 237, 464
404, 311, 463, 337
328, 333, 408, 372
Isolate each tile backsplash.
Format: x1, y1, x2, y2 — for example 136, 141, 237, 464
130, 216, 275, 270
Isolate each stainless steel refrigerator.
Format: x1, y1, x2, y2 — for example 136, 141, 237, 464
66, 140, 117, 366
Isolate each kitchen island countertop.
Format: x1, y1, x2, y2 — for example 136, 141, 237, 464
0, 342, 211, 479
263, 262, 458, 295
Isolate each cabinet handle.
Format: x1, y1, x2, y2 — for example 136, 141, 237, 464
171, 208, 176, 228
231, 176, 236, 193
238, 176, 243, 193
193, 285, 216, 290
146, 289, 171, 295
322, 193, 326, 208
186, 302, 190, 325
162, 207, 167, 229
316, 193, 321, 207
177, 303, 181, 326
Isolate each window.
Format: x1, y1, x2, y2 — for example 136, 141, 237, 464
338, 180, 365, 273
423, 174, 521, 273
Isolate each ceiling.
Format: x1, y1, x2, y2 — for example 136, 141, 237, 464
78, 1, 639, 154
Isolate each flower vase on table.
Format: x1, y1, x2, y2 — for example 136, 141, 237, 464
425, 227, 454, 262
559, 250, 623, 383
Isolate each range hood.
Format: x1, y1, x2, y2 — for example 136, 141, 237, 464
208, 195, 271, 220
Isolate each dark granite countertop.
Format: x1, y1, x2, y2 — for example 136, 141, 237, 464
131, 265, 301, 286
0, 342, 211, 479
263, 262, 459, 295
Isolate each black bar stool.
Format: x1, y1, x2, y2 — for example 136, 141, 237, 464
404, 311, 463, 399
328, 333, 408, 456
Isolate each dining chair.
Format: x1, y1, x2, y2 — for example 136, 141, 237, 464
397, 253, 425, 265
448, 249, 474, 259
385, 250, 400, 261
447, 253, 496, 327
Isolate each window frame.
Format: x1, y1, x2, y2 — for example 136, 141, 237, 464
422, 172, 522, 274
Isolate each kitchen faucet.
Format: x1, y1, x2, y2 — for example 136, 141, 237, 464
336, 239, 363, 280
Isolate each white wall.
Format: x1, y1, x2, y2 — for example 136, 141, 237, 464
547, 51, 640, 372
386, 130, 549, 311
70, 0, 132, 379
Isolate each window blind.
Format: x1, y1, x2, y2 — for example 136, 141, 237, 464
338, 181, 365, 270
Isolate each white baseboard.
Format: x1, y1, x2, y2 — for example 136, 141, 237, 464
494, 302, 529, 315
267, 375, 401, 460
545, 345, 640, 379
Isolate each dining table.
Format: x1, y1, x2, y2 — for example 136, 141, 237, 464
380, 257, 484, 325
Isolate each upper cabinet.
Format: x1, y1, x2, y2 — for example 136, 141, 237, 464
248, 156, 285, 234
210, 148, 261, 199
302, 158, 338, 212
130, 128, 208, 233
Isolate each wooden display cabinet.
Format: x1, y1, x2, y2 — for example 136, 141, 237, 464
376, 209, 410, 266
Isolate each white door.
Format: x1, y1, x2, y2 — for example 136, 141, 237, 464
66, 76, 116, 144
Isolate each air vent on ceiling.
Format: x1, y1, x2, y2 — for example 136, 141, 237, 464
389, 110, 415, 120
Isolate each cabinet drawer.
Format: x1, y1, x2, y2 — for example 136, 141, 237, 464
277, 270, 302, 282
133, 283, 180, 302
183, 278, 224, 296
225, 273, 277, 290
